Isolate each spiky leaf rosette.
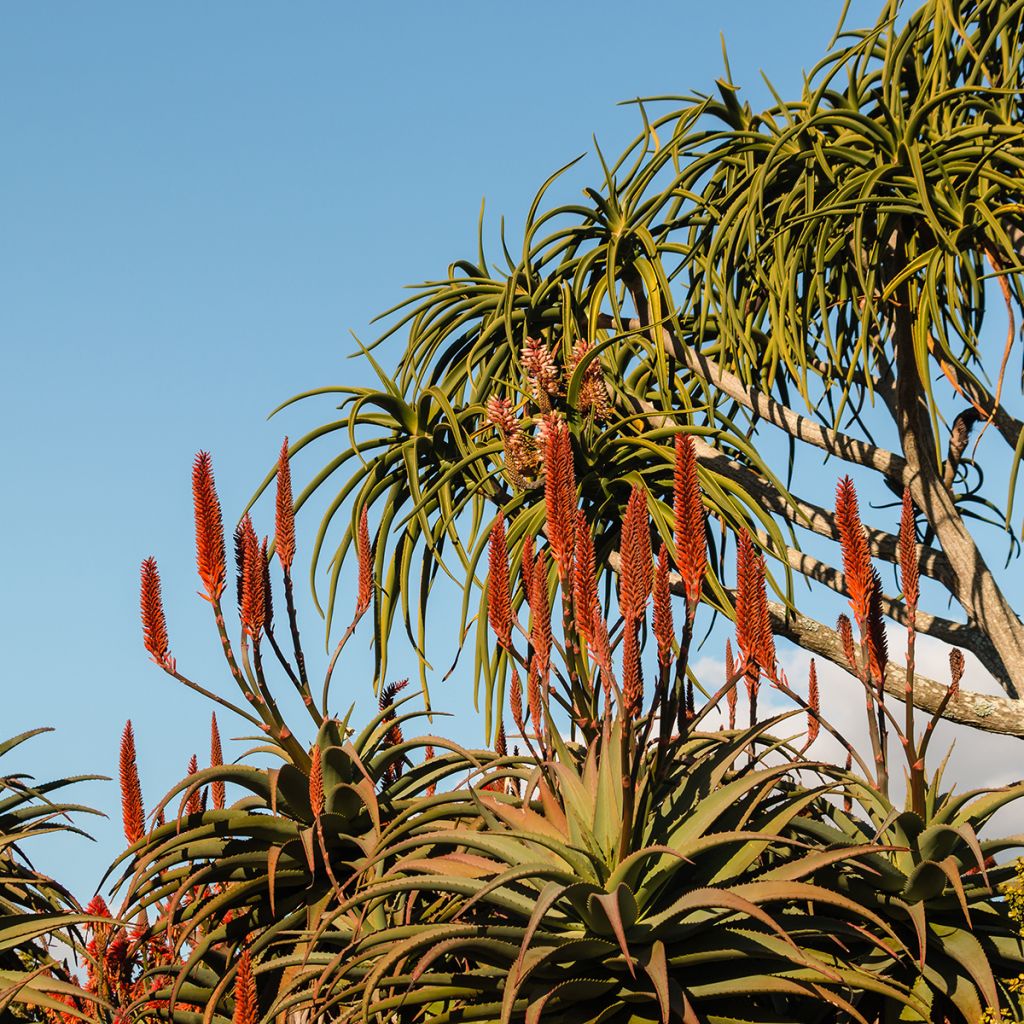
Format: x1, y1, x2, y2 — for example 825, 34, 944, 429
109, 702, 497, 1022
284, 713, 924, 1024
0, 730, 104, 1021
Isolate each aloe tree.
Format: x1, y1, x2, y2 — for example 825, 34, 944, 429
271, 0, 1024, 739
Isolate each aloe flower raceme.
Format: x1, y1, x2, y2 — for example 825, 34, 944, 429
210, 713, 225, 812
541, 413, 576, 582
192, 451, 226, 604
735, 533, 778, 723
487, 516, 513, 652
672, 434, 706, 612
140, 557, 173, 672
119, 721, 145, 846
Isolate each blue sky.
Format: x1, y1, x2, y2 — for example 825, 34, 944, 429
0, 0, 944, 898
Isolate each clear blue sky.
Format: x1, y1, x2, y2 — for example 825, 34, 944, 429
2, 0, 908, 898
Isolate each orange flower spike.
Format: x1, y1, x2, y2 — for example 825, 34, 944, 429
542, 415, 576, 578
140, 557, 172, 669
673, 434, 707, 609
186, 755, 202, 817
233, 521, 246, 611
529, 549, 552, 680
260, 537, 274, 629
487, 516, 513, 651
210, 713, 225, 811
898, 487, 919, 617
572, 510, 597, 645
835, 476, 873, 627
356, 506, 373, 617
652, 544, 674, 670
619, 485, 653, 623
621, 625, 643, 719
865, 569, 889, 685
192, 451, 226, 603
949, 648, 965, 700
232, 949, 258, 1024
807, 659, 820, 746
753, 561, 778, 687
734, 533, 759, 682
309, 746, 324, 818
379, 679, 409, 748
275, 438, 296, 572
510, 666, 525, 735
527, 662, 542, 735
119, 721, 145, 845
239, 516, 264, 641
495, 723, 507, 758
837, 614, 857, 670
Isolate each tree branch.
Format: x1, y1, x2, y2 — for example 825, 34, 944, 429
597, 314, 908, 482
753, 529, 1010, 690
606, 548, 1024, 737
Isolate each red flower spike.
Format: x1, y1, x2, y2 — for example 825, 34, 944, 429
542, 415, 576, 578
119, 721, 145, 845
233, 521, 246, 612
835, 476, 873, 627
232, 949, 258, 1024
356, 506, 372, 617
527, 662, 542, 734
275, 438, 296, 571
622, 624, 643, 719
261, 537, 274, 629
573, 510, 597, 645
140, 557, 172, 669
735, 533, 777, 686
495, 723, 507, 758
192, 451, 226, 602
186, 755, 201, 817
487, 517, 513, 650
652, 544, 674, 669
529, 549, 552, 681
899, 487, 919, 614
673, 435, 707, 607
210, 713, 225, 811
837, 614, 857, 670
239, 516, 264, 640
309, 746, 324, 818
510, 666, 525, 735
725, 638, 737, 730
379, 679, 409, 748
865, 569, 889, 684
949, 648, 965, 700
619, 485, 653, 623
807, 659, 820, 746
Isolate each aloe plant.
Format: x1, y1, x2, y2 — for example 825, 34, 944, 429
104, 445, 503, 1023
0, 730, 102, 1022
